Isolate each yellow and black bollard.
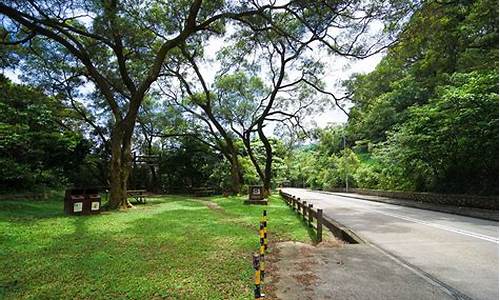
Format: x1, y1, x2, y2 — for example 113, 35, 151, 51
259, 223, 265, 281
253, 254, 264, 298
254, 210, 269, 299
261, 210, 268, 251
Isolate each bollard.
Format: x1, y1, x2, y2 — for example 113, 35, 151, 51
261, 210, 268, 251
259, 223, 265, 281
308, 204, 313, 226
253, 254, 263, 299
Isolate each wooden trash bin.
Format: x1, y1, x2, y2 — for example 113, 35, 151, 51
64, 188, 101, 215
245, 185, 268, 205
86, 188, 101, 214
64, 189, 86, 215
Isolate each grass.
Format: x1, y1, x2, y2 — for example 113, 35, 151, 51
0, 193, 312, 299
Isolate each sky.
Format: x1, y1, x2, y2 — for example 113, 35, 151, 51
306, 53, 384, 127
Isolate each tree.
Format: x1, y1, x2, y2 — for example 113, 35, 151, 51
0, 74, 89, 190
161, 46, 245, 194
375, 71, 498, 194
212, 0, 416, 194
346, 0, 499, 142
0, 0, 277, 208
343, 0, 499, 194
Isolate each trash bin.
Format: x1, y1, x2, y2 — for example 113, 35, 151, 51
64, 188, 101, 215
244, 185, 267, 205
86, 188, 101, 215
64, 189, 86, 215
249, 185, 265, 201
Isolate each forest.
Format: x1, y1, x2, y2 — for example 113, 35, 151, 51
1, 0, 498, 204
287, 0, 499, 195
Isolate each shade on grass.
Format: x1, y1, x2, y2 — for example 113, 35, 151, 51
0, 194, 312, 299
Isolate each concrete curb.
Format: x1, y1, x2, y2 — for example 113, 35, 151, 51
321, 214, 366, 244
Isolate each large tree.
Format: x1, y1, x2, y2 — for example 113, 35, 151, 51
211, 0, 416, 194
160, 46, 246, 194
0, 0, 277, 208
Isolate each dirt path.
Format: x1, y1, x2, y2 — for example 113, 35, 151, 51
189, 198, 224, 211
265, 239, 454, 300
265, 239, 343, 300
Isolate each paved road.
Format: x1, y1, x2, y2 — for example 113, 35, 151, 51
282, 188, 499, 300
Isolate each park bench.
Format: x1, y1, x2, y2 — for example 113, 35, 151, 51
127, 189, 147, 204
192, 187, 215, 197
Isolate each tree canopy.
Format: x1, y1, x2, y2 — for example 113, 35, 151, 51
1, 0, 496, 200
288, 0, 498, 195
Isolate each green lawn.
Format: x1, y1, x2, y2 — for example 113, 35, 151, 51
0, 193, 312, 299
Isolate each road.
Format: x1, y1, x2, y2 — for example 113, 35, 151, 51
282, 188, 499, 300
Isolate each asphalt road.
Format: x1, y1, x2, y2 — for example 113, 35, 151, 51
282, 188, 499, 300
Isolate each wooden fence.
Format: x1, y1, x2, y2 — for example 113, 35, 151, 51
279, 190, 323, 242
279, 190, 361, 244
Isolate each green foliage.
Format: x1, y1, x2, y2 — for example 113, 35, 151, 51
151, 137, 225, 192
347, 0, 498, 141
0, 75, 89, 190
285, 72, 498, 195
374, 70, 499, 193
281, 126, 362, 190
336, 0, 499, 195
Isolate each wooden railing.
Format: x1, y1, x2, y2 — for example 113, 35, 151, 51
279, 190, 361, 244
279, 190, 323, 242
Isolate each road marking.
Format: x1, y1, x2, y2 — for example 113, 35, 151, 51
284, 190, 499, 244
375, 211, 499, 244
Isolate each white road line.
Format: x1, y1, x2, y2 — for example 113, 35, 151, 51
288, 190, 499, 244
375, 211, 499, 244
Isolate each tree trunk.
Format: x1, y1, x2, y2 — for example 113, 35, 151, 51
258, 125, 273, 197
242, 137, 265, 185
149, 165, 158, 193
107, 121, 135, 209
228, 151, 243, 195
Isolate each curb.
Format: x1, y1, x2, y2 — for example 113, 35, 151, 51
321, 214, 366, 244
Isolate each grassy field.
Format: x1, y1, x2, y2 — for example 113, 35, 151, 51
0, 193, 313, 299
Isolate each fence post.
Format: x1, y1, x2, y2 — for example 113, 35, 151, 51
297, 197, 301, 214
317, 209, 323, 242
308, 204, 313, 226
302, 201, 307, 220
292, 196, 296, 211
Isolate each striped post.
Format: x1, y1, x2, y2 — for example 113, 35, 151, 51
253, 254, 262, 299
261, 210, 268, 251
259, 223, 265, 281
